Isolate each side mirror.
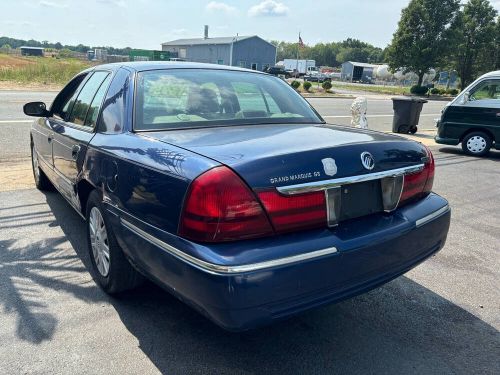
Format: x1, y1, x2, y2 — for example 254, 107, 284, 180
23, 101, 49, 117
461, 92, 470, 104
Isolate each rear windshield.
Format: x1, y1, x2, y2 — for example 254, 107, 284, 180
134, 69, 323, 131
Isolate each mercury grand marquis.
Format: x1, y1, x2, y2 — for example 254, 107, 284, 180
24, 62, 451, 330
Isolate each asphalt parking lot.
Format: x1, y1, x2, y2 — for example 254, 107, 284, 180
0, 90, 499, 374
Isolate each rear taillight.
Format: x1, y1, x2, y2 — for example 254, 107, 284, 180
178, 166, 274, 242
399, 146, 435, 206
257, 190, 327, 233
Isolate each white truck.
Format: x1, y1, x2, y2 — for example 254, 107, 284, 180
282, 59, 316, 77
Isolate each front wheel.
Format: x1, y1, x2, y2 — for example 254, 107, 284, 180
461, 132, 491, 156
86, 190, 143, 294
31, 143, 53, 191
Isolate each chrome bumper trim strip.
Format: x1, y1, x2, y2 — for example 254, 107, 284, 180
415, 205, 450, 228
277, 164, 425, 195
120, 218, 338, 275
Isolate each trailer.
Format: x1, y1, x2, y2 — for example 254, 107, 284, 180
282, 59, 316, 77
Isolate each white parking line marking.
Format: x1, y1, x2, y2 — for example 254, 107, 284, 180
0, 120, 32, 123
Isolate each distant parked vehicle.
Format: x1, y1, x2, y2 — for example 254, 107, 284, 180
263, 66, 290, 78
282, 59, 316, 77
435, 70, 500, 156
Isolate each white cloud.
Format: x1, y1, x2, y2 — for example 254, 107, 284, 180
38, 0, 68, 8
248, 0, 289, 17
171, 28, 189, 36
206, 1, 236, 14
96, 0, 127, 7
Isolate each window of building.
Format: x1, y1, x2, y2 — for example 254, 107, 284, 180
251, 63, 257, 70
179, 48, 187, 59
239, 61, 246, 68
217, 59, 224, 65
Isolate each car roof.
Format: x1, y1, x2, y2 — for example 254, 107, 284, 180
91, 61, 268, 75
479, 70, 500, 79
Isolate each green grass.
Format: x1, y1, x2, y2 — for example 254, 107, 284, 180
0, 54, 94, 85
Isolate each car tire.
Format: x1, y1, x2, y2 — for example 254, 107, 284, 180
409, 126, 418, 134
31, 143, 53, 191
86, 190, 143, 294
461, 132, 492, 156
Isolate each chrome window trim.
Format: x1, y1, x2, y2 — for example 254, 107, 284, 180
277, 164, 425, 195
120, 218, 338, 275
415, 205, 450, 228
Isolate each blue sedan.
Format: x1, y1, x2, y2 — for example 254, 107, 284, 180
24, 62, 450, 331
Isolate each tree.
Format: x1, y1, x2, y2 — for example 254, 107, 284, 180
386, 0, 461, 87
452, 0, 498, 90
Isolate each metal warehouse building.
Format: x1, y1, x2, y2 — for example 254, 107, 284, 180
341, 61, 377, 82
20, 46, 44, 56
161, 27, 276, 71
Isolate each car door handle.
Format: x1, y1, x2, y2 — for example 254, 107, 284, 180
71, 145, 81, 160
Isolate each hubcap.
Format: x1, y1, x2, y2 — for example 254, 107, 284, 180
89, 207, 110, 277
466, 136, 487, 154
32, 148, 40, 182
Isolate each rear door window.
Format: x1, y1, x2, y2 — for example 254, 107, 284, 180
85, 74, 112, 127
68, 71, 110, 127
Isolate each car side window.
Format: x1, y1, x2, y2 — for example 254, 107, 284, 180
84, 74, 112, 128
470, 80, 500, 101
51, 74, 88, 120
68, 71, 110, 126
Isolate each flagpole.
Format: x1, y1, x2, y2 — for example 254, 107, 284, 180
296, 32, 300, 77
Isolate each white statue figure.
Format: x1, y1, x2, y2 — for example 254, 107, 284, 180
351, 97, 368, 129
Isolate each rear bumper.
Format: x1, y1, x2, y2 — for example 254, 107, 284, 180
435, 136, 460, 145
110, 193, 450, 331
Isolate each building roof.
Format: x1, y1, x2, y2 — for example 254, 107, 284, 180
162, 35, 257, 46
20, 46, 44, 50
342, 61, 377, 68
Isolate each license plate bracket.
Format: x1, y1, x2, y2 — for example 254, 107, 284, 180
326, 180, 383, 226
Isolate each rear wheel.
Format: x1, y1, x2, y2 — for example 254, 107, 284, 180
86, 190, 143, 294
461, 132, 491, 156
31, 143, 53, 191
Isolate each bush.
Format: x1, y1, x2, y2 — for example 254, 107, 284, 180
446, 88, 459, 96
290, 80, 301, 90
430, 88, 440, 95
410, 85, 429, 96
303, 81, 312, 91
322, 80, 332, 91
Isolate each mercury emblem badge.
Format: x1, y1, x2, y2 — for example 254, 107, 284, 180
360, 152, 375, 170
321, 158, 338, 176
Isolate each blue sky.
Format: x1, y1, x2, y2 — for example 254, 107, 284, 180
1, 0, 499, 49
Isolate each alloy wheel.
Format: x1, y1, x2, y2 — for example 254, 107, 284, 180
89, 207, 110, 277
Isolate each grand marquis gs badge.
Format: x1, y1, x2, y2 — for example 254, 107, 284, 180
321, 158, 338, 176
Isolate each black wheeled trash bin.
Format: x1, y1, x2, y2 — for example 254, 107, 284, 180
391, 97, 428, 134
